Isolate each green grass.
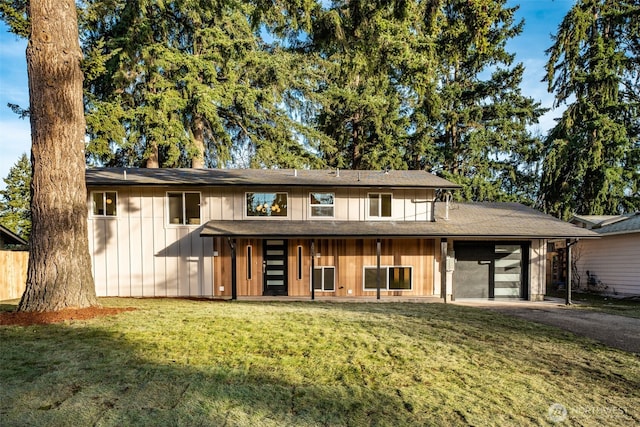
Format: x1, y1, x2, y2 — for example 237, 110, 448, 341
1, 298, 639, 426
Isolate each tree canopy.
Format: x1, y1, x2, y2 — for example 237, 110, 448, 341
9, 0, 639, 212
539, 0, 640, 218
0, 153, 31, 239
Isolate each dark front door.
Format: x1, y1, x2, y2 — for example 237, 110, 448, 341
263, 239, 288, 296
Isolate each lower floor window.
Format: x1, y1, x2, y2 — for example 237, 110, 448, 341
313, 266, 335, 291
363, 266, 412, 290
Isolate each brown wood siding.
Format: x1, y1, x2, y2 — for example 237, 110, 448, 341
0, 250, 28, 300
227, 238, 435, 297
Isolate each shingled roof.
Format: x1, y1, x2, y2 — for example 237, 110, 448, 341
201, 202, 599, 239
85, 167, 461, 189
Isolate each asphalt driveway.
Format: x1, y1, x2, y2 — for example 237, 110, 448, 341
455, 299, 640, 355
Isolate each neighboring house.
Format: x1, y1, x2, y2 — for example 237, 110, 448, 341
0, 224, 28, 249
85, 168, 597, 301
571, 213, 640, 296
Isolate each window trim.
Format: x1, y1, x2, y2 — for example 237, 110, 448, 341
363, 266, 413, 291
245, 191, 289, 218
91, 191, 118, 217
367, 193, 393, 219
309, 192, 336, 218
166, 191, 201, 226
312, 266, 336, 292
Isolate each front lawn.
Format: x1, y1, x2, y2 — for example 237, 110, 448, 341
1, 298, 638, 426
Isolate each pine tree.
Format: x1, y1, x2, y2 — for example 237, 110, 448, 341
19, 0, 98, 311
0, 153, 31, 239
409, 0, 545, 203
82, 0, 323, 169
540, 0, 640, 219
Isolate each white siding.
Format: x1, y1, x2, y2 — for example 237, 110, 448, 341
89, 187, 216, 298
575, 234, 640, 296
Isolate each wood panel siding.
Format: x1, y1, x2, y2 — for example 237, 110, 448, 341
0, 250, 28, 300
575, 235, 640, 296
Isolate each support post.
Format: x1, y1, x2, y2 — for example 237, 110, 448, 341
376, 238, 381, 300
441, 239, 448, 303
566, 238, 572, 306
310, 240, 315, 301
227, 237, 237, 300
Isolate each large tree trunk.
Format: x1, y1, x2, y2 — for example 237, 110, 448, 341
19, 0, 98, 311
191, 115, 206, 168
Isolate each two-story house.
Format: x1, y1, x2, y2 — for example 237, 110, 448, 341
86, 168, 597, 301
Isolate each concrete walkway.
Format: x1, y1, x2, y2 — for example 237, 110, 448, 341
455, 298, 640, 355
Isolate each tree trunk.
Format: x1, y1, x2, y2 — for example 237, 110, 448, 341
19, 0, 98, 312
191, 115, 206, 168
146, 141, 160, 168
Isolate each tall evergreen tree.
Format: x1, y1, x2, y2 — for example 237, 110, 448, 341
540, 0, 640, 219
82, 0, 323, 169
308, 0, 439, 170
409, 0, 545, 203
19, 0, 98, 311
0, 153, 31, 239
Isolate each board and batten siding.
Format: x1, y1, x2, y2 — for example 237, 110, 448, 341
88, 185, 437, 298
575, 234, 640, 296
88, 187, 215, 297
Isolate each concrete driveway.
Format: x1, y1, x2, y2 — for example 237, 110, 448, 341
454, 298, 640, 355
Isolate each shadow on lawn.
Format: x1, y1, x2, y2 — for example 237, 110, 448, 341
0, 321, 419, 426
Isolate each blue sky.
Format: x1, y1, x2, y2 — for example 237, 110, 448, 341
0, 0, 574, 187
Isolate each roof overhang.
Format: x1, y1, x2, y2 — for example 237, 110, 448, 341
200, 219, 600, 240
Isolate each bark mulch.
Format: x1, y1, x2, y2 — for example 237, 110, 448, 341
0, 306, 136, 326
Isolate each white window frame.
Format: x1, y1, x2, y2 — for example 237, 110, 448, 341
367, 193, 393, 219
362, 266, 413, 291
245, 192, 289, 218
166, 191, 201, 226
312, 266, 336, 292
91, 191, 118, 217
309, 192, 335, 218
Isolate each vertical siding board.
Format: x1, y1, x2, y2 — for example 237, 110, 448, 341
165, 227, 179, 297
152, 191, 166, 297
128, 189, 144, 296
117, 189, 132, 297
178, 229, 191, 296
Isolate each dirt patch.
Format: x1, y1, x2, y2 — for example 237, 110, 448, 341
0, 306, 136, 326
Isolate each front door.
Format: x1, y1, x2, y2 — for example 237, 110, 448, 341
263, 239, 288, 296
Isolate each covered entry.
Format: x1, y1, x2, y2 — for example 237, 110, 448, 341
453, 242, 529, 299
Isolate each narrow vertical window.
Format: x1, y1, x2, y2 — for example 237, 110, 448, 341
247, 245, 253, 280
297, 246, 303, 280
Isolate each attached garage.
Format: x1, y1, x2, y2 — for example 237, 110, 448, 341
453, 242, 529, 299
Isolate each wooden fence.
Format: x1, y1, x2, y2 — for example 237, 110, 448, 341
0, 250, 28, 300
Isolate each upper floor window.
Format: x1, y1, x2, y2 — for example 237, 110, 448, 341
246, 192, 288, 217
368, 193, 392, 218
92, 191, 117, 216
168, 192, 201, 225
309, 192, 335, 217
